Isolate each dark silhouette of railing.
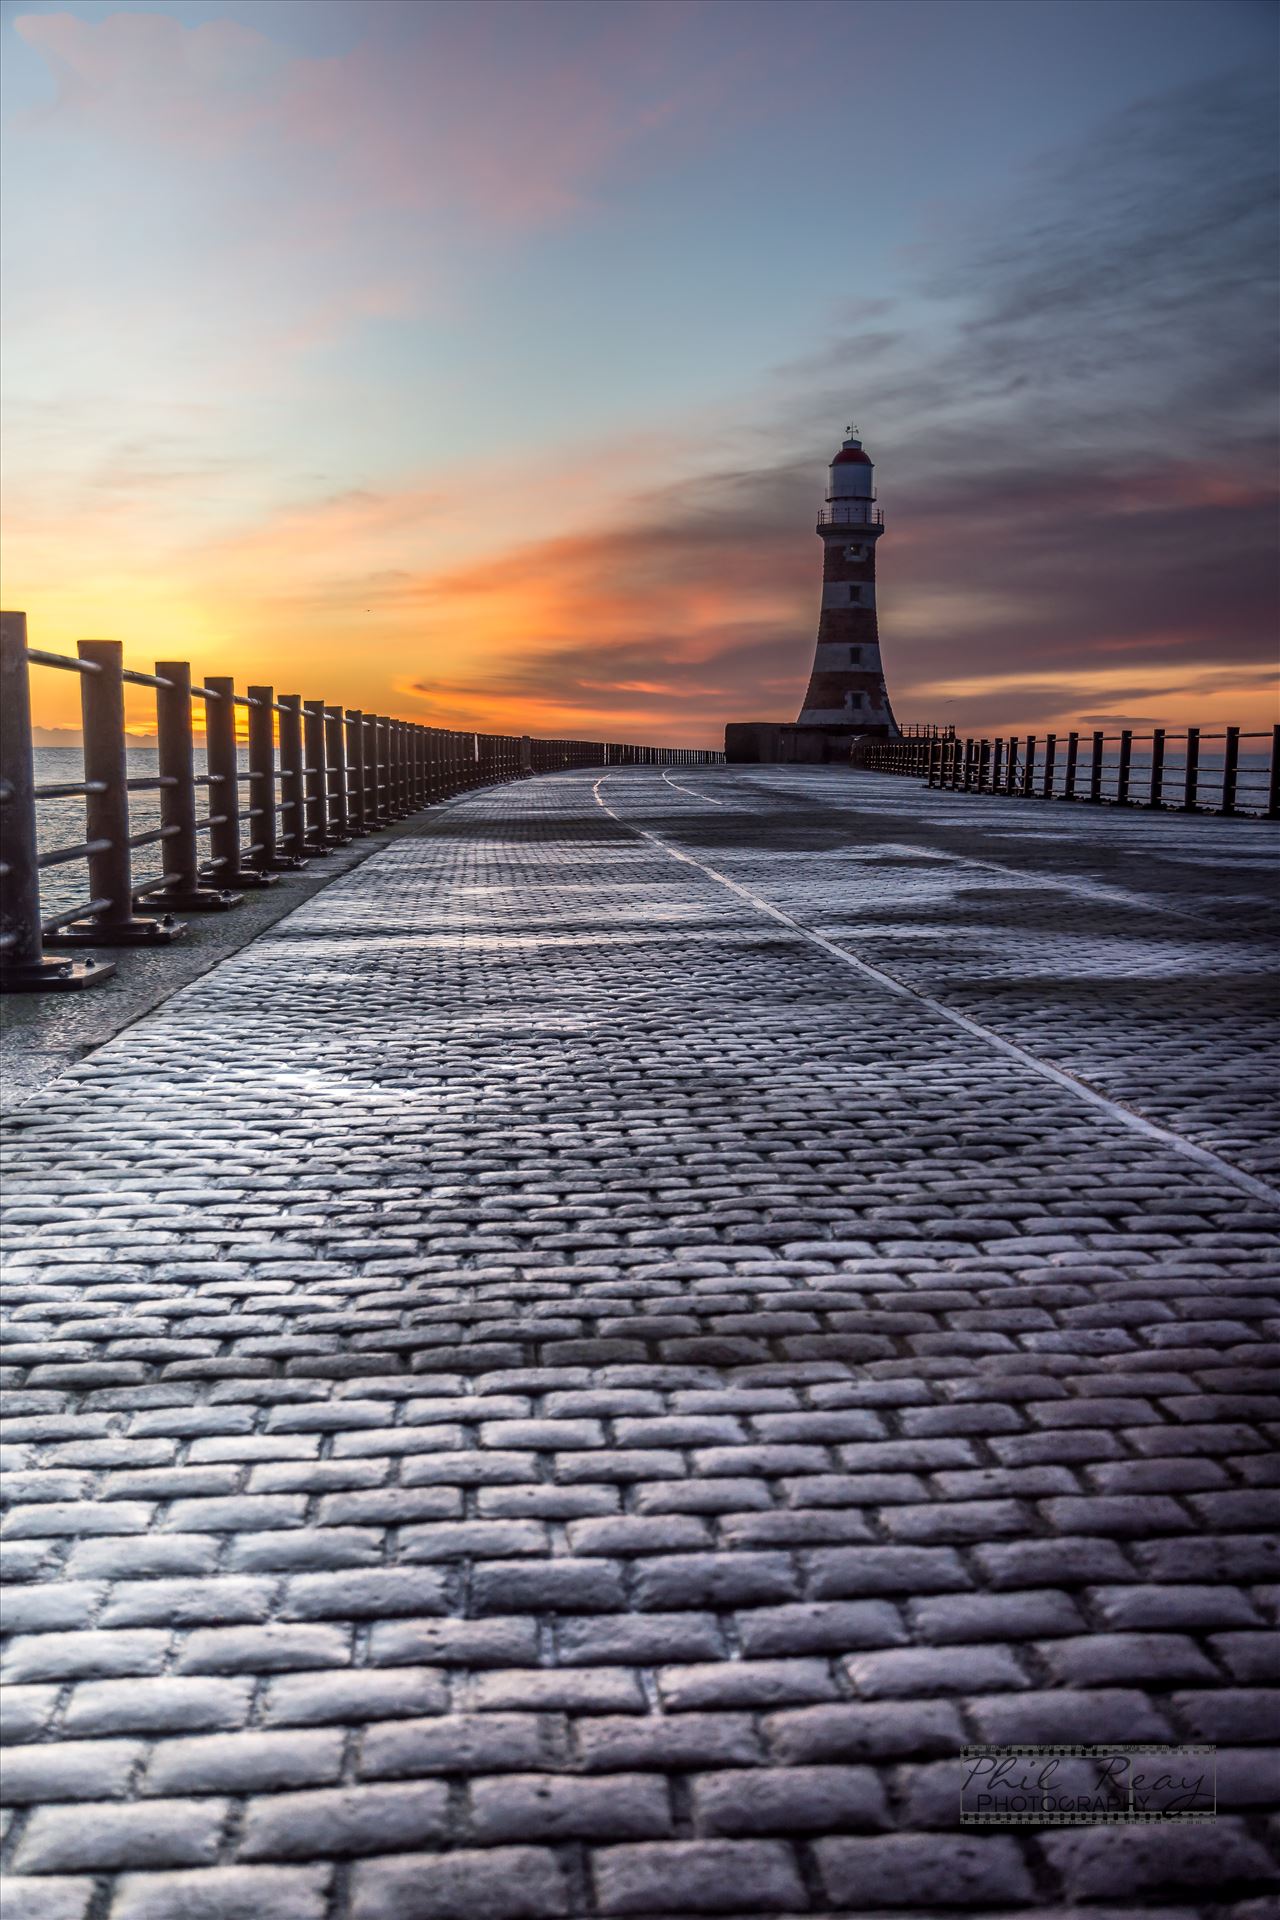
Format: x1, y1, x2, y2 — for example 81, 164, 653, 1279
855, 725, 1280, 818
815, 506, 885, 528
0, 612, 724, 992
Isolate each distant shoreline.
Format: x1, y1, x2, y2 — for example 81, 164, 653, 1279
33, 729, 158, 747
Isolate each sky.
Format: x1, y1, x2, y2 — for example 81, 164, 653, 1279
2, 0, 1277, 745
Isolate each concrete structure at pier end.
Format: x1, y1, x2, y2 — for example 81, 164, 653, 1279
725, 426, 900, 764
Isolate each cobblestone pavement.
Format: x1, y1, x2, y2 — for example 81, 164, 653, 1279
2, 766, 1277, 1920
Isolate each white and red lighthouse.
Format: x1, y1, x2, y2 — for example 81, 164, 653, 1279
723, 424, 900, 762
795, 428, 899, 735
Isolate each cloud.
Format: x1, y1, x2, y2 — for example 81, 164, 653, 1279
13, 3, 752, 231
11, 42, 1276, 743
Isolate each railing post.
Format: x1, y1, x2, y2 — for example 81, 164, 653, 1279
1149, 728, 1165, 809
1116, 729, 1133, 806
405, 724, 418, 809
1220, 726, 1239, 815
386, 720, 400, 814
152, 659, 239, 908
47, 639, 185, 949
247, 686, 275, 871
393, 719, 406, 815
346, 712, 367, 833
302, 699, 329, 850
1063, 731, 1079, 801
399, 722, 412, 811
247, 687, 297, 872
990, 738, 1003, 793
1087, 730, 1104, 804
373, 717, 391, 820
1267, 724, 1280, 821
0, 614, 115, 989
1182, 727, 1200, 812
277, 694, 308, 861
1042, 733, 1056, 799
413, 726, 426, 808
363, 715, 379, 824
324, 705, 351, 841
206, 677, 275, 889
1022, 735, 1035, 798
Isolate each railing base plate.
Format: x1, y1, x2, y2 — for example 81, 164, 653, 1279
208, 871, 279, 890
146, 889, 243, 912
47, 917, 187, 948
0, 956, 117, 993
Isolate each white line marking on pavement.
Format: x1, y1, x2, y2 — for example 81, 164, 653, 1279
593, 774, 1280, 1205
661, 769, 728, 806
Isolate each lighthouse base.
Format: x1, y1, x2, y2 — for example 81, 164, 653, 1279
724, 721, 896, 766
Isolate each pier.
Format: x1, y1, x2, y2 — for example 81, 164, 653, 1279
2, 763, 1277, 1918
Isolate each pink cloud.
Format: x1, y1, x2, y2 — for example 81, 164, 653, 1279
15, 11, 294, 149
14, 4, 742, 231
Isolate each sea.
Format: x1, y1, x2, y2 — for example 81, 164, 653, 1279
33, 745, 257, 928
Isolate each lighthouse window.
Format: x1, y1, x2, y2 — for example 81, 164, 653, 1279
849, 585, 863, 605
849, 647, 861, 665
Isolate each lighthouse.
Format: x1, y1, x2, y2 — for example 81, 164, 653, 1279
796, 428, 898, 736
724, 424, 900, 763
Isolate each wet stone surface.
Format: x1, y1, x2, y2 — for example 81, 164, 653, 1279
1, 765, 1277, 1919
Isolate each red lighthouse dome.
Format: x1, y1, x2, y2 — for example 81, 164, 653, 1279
827, 428, 875, 504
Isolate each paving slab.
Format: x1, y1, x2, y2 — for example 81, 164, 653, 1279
2, 765, 1277, 1917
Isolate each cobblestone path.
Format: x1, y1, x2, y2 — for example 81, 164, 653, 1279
2, 767, 1277, 1920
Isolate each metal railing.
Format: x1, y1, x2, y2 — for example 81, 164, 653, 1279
0, 612, 725, 992
855, 725, 1280, 818
816, 505, 885, 528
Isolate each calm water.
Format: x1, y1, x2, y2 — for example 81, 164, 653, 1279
34, 745, 258, 926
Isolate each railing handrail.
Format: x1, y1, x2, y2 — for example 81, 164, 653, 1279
0, 613, 726, 991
